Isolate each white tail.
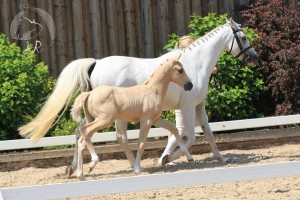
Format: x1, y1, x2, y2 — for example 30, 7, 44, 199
71, 92, 90, 123
18, 58, 96, 143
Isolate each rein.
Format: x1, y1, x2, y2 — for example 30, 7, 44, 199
228, 28, 253, 60
209, 65, 242, 89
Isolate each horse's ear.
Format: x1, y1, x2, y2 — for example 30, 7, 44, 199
230, 18, 236, 27
226, 18, 230, 24
173, 53, 182, 62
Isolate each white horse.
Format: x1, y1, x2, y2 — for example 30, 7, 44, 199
19, 19, 258, 175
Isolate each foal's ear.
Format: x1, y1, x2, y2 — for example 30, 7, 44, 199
172, 52, 182, 62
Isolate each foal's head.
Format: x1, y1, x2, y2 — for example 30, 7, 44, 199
167, 53, 193, 91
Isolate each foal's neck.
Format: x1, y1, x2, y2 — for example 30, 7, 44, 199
146, 64, 171, 100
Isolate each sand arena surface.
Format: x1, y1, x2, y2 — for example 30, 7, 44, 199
1, 143, 300, 200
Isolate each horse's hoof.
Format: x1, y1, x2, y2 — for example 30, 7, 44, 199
65, 166, 74, 178
188, 158, 194, 162
133, 170, 141, 175
161, 154, 170, 166
220, 156, 231, 163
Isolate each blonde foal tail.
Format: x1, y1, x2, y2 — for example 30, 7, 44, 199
18, 58, 96, 143
71, 92, 90, 123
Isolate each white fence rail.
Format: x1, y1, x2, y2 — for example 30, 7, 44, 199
1, 161, 300, 200
0, 115, 299, 199
1, 114, 299, 151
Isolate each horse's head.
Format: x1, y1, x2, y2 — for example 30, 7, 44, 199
168, 53, 193, 91
226, 18, 258, 66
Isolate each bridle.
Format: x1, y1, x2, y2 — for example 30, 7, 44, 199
211, 27, 254, 88
228, 27, 253, 60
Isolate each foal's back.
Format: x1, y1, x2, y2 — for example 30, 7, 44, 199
86, 84, 160, 123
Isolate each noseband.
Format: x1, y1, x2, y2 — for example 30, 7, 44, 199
228, 28, 253, 59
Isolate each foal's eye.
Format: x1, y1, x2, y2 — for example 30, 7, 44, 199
178, 68, 184, 74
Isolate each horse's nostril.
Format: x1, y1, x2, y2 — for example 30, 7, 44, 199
184, 82, 193, 91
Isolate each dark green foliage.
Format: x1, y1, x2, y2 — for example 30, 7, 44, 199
242, 0, 300, 115
0, 34, 49, 140
164, 13, 265, 121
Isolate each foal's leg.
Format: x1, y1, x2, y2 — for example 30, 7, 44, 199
196, 104, 229, 163
134, 120, 152, 175
83, 134, 99, 173
154, 117, 193, 165
115, 119, 136, 168
76, 117, 114, 179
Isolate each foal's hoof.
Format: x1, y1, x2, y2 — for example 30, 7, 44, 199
78, 176, 86, 181
161, 155, 171, 166
65, 166, 74, 178
87, 166, 95, 174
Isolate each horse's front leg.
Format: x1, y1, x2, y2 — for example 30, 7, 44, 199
154, 117, 193, 165
168, 107, 197, 162
115, 119, 136, 168
196, 104, 229, 163
134, 121, 151, 175
159, 109, 186, 165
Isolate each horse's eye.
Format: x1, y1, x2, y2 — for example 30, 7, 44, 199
242, 36, 247, 42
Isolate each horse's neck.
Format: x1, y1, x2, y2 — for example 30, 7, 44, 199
183, 25, 231, 83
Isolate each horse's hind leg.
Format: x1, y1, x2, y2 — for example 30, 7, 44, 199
196, 104, 229, 163
77, 135, 87, 180
65, 119, 86, 178
115, 119, 135, 168
154, 118, 193, 165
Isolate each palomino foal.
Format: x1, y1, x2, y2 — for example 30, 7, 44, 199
71, 53, 193, 179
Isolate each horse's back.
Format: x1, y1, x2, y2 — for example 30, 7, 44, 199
90, 51, 181, 89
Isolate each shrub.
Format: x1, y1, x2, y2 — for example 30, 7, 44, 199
0, 34, 49, 140
164, 13, 265, 121
241, 0, 300, 115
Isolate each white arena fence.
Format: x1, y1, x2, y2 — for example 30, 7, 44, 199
0, 114, 299, 151
0, 115, 299, 200
1, 161, 300, 200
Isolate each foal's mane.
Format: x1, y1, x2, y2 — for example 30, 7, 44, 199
142, 59, 174, 85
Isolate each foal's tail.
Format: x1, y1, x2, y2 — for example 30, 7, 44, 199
71, 92, 90, 123
18, 58, 96, 143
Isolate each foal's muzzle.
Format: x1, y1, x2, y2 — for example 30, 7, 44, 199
184, 82, 193, 91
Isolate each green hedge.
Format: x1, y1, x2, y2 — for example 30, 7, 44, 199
0, 34, 50, 140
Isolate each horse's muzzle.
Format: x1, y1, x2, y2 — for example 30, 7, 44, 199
184, 82, 193, 91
